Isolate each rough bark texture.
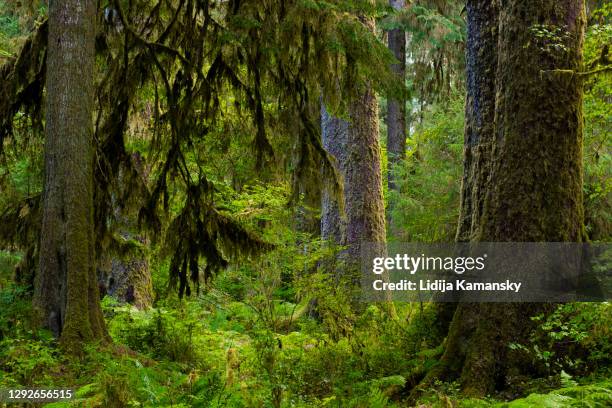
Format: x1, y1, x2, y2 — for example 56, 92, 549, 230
425, 0, 586, 397
345, 17, 387, 264
435, 0, 500, 343
386, 0, 407, 194
320, 104, 349, 245
98, 249, 153, 310
34, 0, 108, 351
455, 0, 498, 243
480, 0, 586, 243
98, 188, 153, 310
320, 18, 387, 260
319, 18, 393, 316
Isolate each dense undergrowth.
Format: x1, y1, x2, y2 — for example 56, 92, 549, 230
1, 247, 611, 407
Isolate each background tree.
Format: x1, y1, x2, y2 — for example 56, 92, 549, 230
320, 105, 348, 247
386, 0, 407, 199
344, 16, 387, 267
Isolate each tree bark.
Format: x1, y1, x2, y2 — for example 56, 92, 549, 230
319, 17, 393, 317
34, 0, 109, 352
98, 247, 153, 310
320, 19, 387, 260
345, 16, 387, 267
425, 0, 586, 397
345, 85, 387, 262
455, 0, 498, 243
481, 0, 585, 244
386, 0, 407, 195
320, 104, 349, 246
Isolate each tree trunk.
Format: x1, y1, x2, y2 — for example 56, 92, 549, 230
320, 104, 349, 246
345, 83, 386, 262
320, 17, 393, 317
481, 0, 585, 243
345, 17, 387, 267
386, 0, 407, 195
455, 0, 498, 243
320, 19, 387, 264
426, 0, 586, 397
98, 247, 153, 310
34, 0, 109, 352
434, 0, 500, 340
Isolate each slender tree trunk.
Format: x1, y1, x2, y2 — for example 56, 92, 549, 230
423, 0, 586, 397
344, 16, 387, 266
345, 84, 386, 263
386, 0, 407, 195
34, 0, 108, 352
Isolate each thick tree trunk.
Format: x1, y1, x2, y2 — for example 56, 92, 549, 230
425, 0, 586, 397
315, 104, 349, 318
434, 0, 500, 341
320, 18, 388, 261
34, 0, 108, 352
320, 17, 393, 317
481, 0, 585, 244
386, 0, 407, 195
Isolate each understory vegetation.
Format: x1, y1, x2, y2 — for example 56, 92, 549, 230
1, 251, 611, 407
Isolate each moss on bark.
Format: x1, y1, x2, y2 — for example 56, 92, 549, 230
34, 0, 109, 354
420, 0, 587, 397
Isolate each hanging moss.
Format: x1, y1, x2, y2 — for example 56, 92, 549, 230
1, 1, 398, 302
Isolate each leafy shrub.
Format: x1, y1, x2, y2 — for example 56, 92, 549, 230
104, 299, 200, 366
0, 335, 58, 386
0, 283, 34, 340
510, 303, 611, 377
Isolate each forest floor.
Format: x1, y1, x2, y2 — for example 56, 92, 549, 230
1, 257, 611, 408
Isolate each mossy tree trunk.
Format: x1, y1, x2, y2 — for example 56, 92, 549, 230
426, 0, 586, 396
34, 0, 109, 352
321, 17, 387, 268
481, 0, 586, 244
386, 0, 407, 196
345, 16, 387, 265
98, 248, 153, 310
320, 17, 394, 317
434, 0, 501, 339
456, 0, 498, 243
345, 87, 386, 260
